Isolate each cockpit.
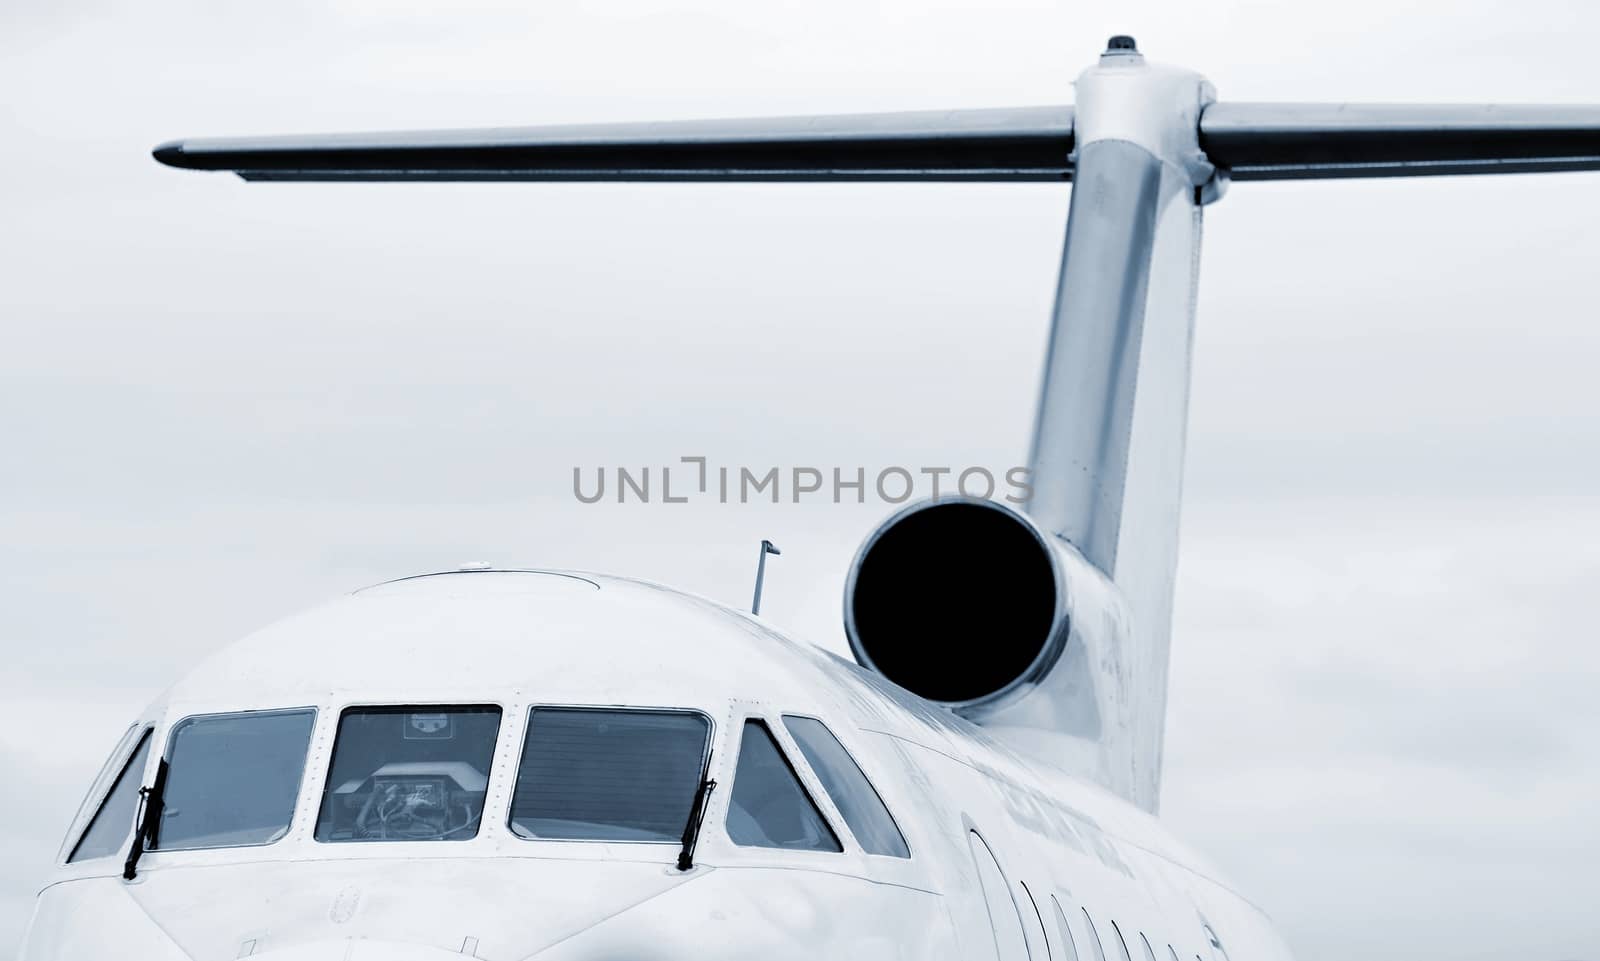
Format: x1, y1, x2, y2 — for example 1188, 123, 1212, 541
64, 699, 911, 870
31, 572, 944, 961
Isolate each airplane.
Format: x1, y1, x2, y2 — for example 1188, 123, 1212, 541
18, 35, 1600, 961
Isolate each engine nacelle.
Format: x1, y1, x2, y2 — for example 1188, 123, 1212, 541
844, 497, 1126, 723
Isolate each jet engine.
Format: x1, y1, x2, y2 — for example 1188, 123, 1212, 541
845, 496, 1125, 718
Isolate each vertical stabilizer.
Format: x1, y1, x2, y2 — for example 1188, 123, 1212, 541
1017, 39, 1218, 812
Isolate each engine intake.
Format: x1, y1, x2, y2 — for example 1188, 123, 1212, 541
844, 497, 1069, 711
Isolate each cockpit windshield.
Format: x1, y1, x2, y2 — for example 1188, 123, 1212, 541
509, 707, 710, 842
315, 706, 501, 843
67, 729, 152, 863
153, 709, 316, 851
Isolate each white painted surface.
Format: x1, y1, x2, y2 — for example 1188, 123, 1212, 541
21, 570, 1287, 960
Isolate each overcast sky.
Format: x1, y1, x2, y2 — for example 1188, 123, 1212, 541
4, 0, 1599, 958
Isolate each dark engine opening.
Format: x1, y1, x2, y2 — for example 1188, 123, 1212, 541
847, 500, 1061, 705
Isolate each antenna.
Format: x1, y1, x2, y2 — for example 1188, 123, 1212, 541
750, 539, 781, 616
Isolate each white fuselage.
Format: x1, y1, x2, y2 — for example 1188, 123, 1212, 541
19, 570, 1292, 961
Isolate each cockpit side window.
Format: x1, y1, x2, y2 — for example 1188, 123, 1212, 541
316, 705, 501, 843
509, 707, 711, 842
781, 715, 909, 858
153, 708, 316, 851
59, 724, 141, 862
725, 719, 841, 853
67, 729, 152, 863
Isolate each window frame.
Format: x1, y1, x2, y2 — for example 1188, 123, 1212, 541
64, 725, 153, 865
1049, 895, 1081, 961
1018, 880, 1053, 960
1138, 932, 1160, 961
1109, 920, 1135, 961
508, 703, 716, 846
157, 706, 319, 853
1081, 908, 1110, 961
313, 702, 504, 846
779, 712, 911, 859
723, 716, 843, 854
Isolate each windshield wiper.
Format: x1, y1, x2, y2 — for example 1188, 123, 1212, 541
676, 776, 717, 872
123, 758, 169, 881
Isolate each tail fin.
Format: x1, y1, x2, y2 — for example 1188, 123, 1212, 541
1018, 42, 1215, 812
154, 40, 1600, 812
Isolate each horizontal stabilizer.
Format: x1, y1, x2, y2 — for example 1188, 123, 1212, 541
155, 102, 1600, 184
1203, 103, 1600, 180
151, 107, 1076, 182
